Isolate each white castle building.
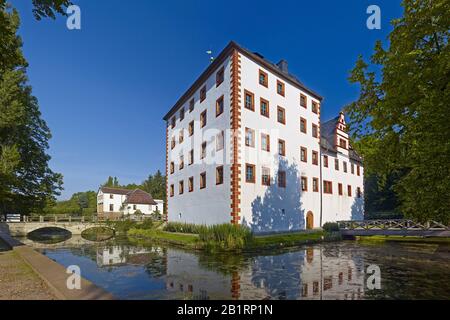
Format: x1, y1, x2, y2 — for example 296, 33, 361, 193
164, 41, 364, 233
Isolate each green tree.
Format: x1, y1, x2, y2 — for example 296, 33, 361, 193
346, 0, 450, 223
0, 2, 65, 216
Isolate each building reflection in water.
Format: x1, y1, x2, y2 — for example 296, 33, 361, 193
95, 244, 366, 300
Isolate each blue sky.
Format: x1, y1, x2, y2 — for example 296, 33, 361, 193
10, 0, 403, 199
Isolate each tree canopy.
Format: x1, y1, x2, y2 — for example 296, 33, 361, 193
346, 0, 450, 223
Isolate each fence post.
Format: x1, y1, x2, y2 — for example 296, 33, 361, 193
55, 215, 58, 223
39, 215, 43, 223
69, 216, 72, 223
81, 216, 85, 223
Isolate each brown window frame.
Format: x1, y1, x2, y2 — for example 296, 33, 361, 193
216, 166, 224, 185
244, 90, 255, 111
324, 180, 333, 194
357, 187, 362, 198
188, 149, 194, 165
189, 98, 195, 112
188, 177, 194, 192
170, 184, 174, 197
179, 155, 184, 170
277, 106, 286, 124
357, 165, 361, 176
323, 155, 329, 167
179, 129, 184, 144
170, 162, 175, 174
348, 185, 352, 197
312, 124, 318, 138
245, 128, 255, 148
300, 94, 307, 108
179, 180, 184, 195
216, 95, 224, 117
200, 141, 207, 160
245, 164, 256, 183
301, 147, 308, 163
312, 151, 319, 165
260, 98, 270, 118
335, 158, 339, 171
171, 116, 176, 129
200, 110, 207, 128
261, 167, 271, 186
300, 117, 307, 134
278, 139, 286, 156
200, 172, 206, 189
277, 80, 285, 97
338, 183, 343, 196
216, 130, 224, 151
343, 161, 348, 173
301, 176, 308, 192
180, 108, 185, 121
312, 101, 318, 114
351, 163, 355, 174
313, 177, 319, 192
188, 121, 194, 136
200, 85, 206, 102
261, 133, 270, 152
216, 67, 224, 87
259, 69, 268, 87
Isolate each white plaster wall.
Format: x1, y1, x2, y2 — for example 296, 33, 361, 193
123, 203, 153, 215
167, 58, 232, 225
98, 192, 127, 213
239, 54, 322, 232
321, 151, 364, 223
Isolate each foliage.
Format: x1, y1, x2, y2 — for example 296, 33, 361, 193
163, 222, 206, 234
134, 218, 153, 230
346, 0, 450, 224
198, 224, 253, 250
364, 173, 402, 218
0, 2, 63, 216
81, 227, 114, 241
322, 222, 340, 233
42, 191, 96, 215
31, 0, 71, 20
107, 220, 137, 234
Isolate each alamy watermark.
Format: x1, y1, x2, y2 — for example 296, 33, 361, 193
66, 5, 81, 30
366, 264, 381, 290
366, 5, 381, 30
66, 265, 81, 290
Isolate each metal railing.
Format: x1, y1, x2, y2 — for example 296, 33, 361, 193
337, 219, 449, 231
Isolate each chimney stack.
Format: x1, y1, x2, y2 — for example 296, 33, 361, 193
277, 59, 288, 73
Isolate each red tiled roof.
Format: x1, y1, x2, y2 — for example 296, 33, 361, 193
100, 187, 132, 195
125, 189, 157, 205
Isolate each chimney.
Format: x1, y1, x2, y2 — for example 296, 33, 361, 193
277, 59, 288, 73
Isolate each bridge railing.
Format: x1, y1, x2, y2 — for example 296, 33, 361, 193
337, 219, 449, 231
24, 215, 99, 223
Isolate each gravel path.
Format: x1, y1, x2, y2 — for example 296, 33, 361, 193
0, 249, 56, 300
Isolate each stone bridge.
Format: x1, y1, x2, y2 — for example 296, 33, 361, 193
1, 221, 114, 237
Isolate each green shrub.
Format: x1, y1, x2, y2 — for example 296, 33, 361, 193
134, 219, 154, 230
163, 222, 206, 234
199, 224, 253, 250
322, 222, 340, 232
108, 220, 137, 233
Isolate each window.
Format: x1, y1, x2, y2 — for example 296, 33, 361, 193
259, 69, 268, 87
201, 142, 207, 159
312, 124, 318, 138
278, 171, 286, 188
133, 205, 137, 210
335, 159, 339, 171
216, 95, 224, 117
301, 147, 307, 162
323, 181, 333, 194
245, 128, 255, 147
200, 110, 207, 128
171, 136, 176, 149
189, 149, 194, 165
179, 129, 184, 143
179, 180, 184, 194
109, 204, 114, 211
170, 184, 174, 197
262, 167, 270, 186
324, 155, 329, 167
351, 163, 355, 174
357, 187, 362, 198
312, 151, 319, 165
348, 185, 352, 197
216, 67, 224, 87
357, 165, 361, 176
301, 176, 308, 191
245, 164, 255, 183
338, 183, 343, 195
343, 161, 347, 173
313, 178, 319, 192
189, 98, 195, 112
277, 106, 286, 124
179, 155, 184, 170
188, 121, 194, 136
339, 138, 347, 149
188, 177, 194, 192
200, 85, 206, 102
180, 108, 185, 121
244, 90, 255, 111
170, 162, 175, 174
260, 98, 269, 117
277, 80, 285, 96
300, 117, 307, 133
171, 116, 176, 129
200, 172, 206, 189
278, 139, 286, 156
312, 101, 318, 114
216, 131, 224, 151
300, 94, 307, 108
110, 194, 113, 199
216, 166, 224, 185
261, 133, 270, 152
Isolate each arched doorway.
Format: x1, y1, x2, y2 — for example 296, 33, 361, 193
306, 211, 314, 230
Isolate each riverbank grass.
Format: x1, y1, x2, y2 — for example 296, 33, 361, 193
357, 235, 450, 244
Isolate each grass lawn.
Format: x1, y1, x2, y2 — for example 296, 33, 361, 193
357, 235, 450, 244
127, 228, 199, 248
250, 231, 325, 248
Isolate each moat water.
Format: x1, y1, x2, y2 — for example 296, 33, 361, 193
15, 235, 450, 300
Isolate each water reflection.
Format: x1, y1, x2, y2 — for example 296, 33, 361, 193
18, 237, 450, 300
